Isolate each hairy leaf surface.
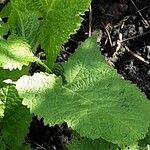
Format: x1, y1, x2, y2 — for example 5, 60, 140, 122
0, 86, 32, 149
8, 9, 39, 46
0, 37, 38, 70
16, 37, 150, 145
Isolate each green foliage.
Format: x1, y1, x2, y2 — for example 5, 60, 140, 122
0, 21, 9, 37
138, 128, 150, 149
15, 37, 150, 146
2, 0, 91, 68
0, 0, 92, 149
0, 36, 38, 70
38, 0, 91, 68
0, 85, 32, 149
0, 67, 29, 84
9, 11, 40, 47
0, 88, 5, 118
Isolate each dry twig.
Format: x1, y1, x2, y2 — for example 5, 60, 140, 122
130, 0, 150, 28
88, 6, 92, 37
124, 44, 149, 65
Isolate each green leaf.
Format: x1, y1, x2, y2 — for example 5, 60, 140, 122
0, 101, 5, 118
39, 0, 91, 68
15, 37, 150, 145
0, 67, 29, 88
0, 138, 5, 150
3, 0, 43, 47
8, 9, 40, 46
0, 67, 29, 80
0, 85, 32, 149
0, 22, 9, 37
0, 88, 6, 118
21, 0, 50, 15
0, 36, 38, 70
67, 137, 142, 150
0, 2, 11, 18
138, 128, 150, 149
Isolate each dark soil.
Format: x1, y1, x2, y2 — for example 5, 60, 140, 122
97, 0, 150, 99
26, 117, 72, 150
1, 0, 150, 149
27, 0, 150, 149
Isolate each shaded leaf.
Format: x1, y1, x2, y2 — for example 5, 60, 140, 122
0, 85, 32, 149
67, 132, 118, 150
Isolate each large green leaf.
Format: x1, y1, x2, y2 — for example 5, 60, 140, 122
0, 36, 38, 70
15, 37, 150, 145
21, 0, 51, 15
0, 86, 32, 149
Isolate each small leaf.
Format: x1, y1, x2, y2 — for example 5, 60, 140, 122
0, 85, 32, 149
0, 36, 38, 70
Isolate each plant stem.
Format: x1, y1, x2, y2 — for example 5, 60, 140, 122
36, 59, 52, 74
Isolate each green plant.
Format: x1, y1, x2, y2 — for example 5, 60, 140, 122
0, 0, 91, 68
1, 1, 150, 150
